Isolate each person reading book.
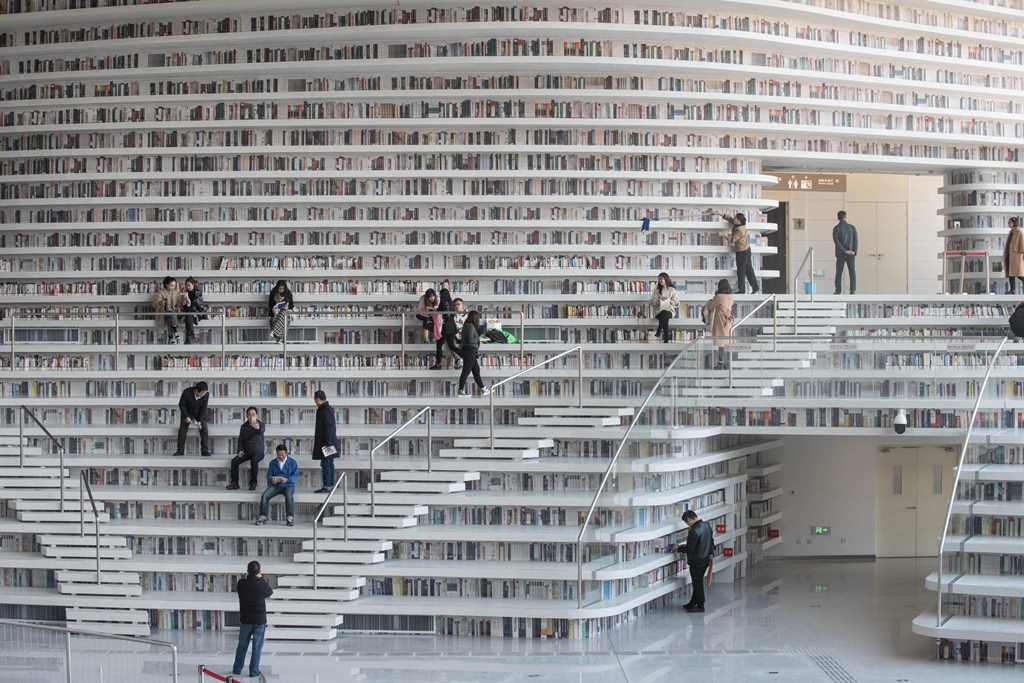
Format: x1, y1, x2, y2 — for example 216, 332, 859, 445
312, 390, 339, 493
173, 381, 210, 457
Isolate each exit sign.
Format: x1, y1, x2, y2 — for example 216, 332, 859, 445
811, 526, 831, 536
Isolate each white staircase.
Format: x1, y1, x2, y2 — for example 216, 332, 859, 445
0, 434, 148, 636
762, 297, 847, 338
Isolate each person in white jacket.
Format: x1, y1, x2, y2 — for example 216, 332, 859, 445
650, 272, 679, 343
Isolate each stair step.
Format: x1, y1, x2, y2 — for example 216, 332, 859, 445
379, 471, 478, 483
264, 627, 334, 641
438, 448, 538, 460
277, 575, 365, 589
67, 608, 148, 623
454, 438, 554, 449
292, 551, 385, 564
732, 361, 811, 369
330, 503, 426, 517
322, 515, 418, 529
697, 378, 783, 388
677, 387, 774, 397
43, 546, 131, 560
267, 613, 344, 627
270, 589, 360, 603
372, 481, 465, 494
0, 478, 77, 488
517, 416, 620, 427
39, 535, 127, 547
66, 622, 151, 637
13, 499, 94, 511
57, 570, 140, 584
300, 539, 392, 552
761, 326, 836, 334
18, 511, 110, 523
59, 583, 142, 597
0, 467, 70, 477
532, 407, 634, 417
735, 352, 815, 361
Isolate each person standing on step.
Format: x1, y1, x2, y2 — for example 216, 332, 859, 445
456, 310, 488, 397
152, 275, 184, 344
312, 390, 339, 494
701, 279, 735, 369
680, 509, 714, 613
416, 288, 440, 344
1003, 216, 1024, 294
173, 381, 210, 457
650, 272, 679, 344
232, 560, 272, 680
721, 213, 759, 295
256, 445, 297, 526
833, 210, 858, 295
432, 283, 466, 370
228, 407, 265, 491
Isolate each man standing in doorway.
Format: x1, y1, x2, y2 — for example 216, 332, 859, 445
833, 210, 858, 295
312, 390, 339, 494
681, 509, 714, 613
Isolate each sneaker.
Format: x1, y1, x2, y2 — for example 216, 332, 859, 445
248, 482, 258, 491
457, 390, 471, 398
286, 517, 294, 527
481, 385, 491, 396
314, 487, 330, 494
254, 516, 267, 526
226, 484, 240, 491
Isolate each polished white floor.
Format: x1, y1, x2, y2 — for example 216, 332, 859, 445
2, 558, 1019, 682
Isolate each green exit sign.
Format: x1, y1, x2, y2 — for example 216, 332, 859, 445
812, 526, 831, 535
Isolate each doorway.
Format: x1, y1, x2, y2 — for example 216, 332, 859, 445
764, 203, 788, 294
875, 446, 958, 558
844, 201, 908, 294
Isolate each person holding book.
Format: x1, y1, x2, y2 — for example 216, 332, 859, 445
227, 407, 265, 491
256, 445, 297, 526
719, 212, 760, 295
267, 280, 294, 343
650, 272, 679, 344
680, 509, 714, 613
1003, 217, 1024, 294
152, 275, 183, 344
456, 310, 488, 398
312, 390, 339, 493
173, 381, 210, 457
231, 560, 272, 679
181, 276, 208, 345
416, 288, 440, 343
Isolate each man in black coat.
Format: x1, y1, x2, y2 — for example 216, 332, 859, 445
232, 560, 272, 679
173, 381, 210, 457
312, 390, 339, 493
227, 406, 265, 490
681, 509, 714, 613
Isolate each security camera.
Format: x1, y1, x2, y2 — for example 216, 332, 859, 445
894, 409, 907, 435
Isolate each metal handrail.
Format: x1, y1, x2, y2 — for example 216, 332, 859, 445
312, 471, 347, 590
791, 246, 815, 333
728, 294, 777, 387
935, 335, 1008, 627
21, 406, 66, 510
79, 472, 102, 585
488, 345, 584, 452
733, 293, 777, 331
369, 406, 432, 517
0, 618, 179, 683
399, 310, 527, 369
575, 337, 703, 608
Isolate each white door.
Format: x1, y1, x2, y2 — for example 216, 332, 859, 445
876, 450, 919, 558
876, 447, 959, 558
846, 201, 908, 294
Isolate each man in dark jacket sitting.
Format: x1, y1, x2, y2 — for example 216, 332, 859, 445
227, 407, 265, 491
312, 390, 339, 494
173, 381, 210, 457
232, 560, 273, 679
681, 509, 714, 613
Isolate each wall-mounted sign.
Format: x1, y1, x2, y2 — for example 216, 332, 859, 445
771, 173, 847, 192
811, 526, 831, 536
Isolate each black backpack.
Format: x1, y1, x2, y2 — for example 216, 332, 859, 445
1009, 303, 1024, 338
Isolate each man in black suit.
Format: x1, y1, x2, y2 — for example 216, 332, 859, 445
681, 509, 714, 613
312, 390, 339, 493
173, 381, 210, 457
232, 560, 272, 679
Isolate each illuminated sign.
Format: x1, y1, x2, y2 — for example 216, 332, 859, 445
771, 173, 847, 192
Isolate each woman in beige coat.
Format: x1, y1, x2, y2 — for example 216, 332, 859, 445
1004, 217, 1024, 294
702, 279, 735, 369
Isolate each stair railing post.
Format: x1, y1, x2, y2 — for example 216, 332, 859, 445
64, 629, 72, 683
400, 313, 406, 370
281, 314, 288, 365
342, 473, 348, 542
79, 473, 84, 538
219, 310, 226, 369
577, 346, 583, 408
426, 408, 433, 473
9, 313, 15, 370
113, 308, 120, 372
809, 247, 815, 302
18, 408, 23, 468
772, 299, 778, 353
313, 519, 318, 590
519, 309, 525, 363
59, 443, 64, 512
489, 391, 496, 456
370, 440, 376, 518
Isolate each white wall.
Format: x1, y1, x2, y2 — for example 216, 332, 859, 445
764, 173, 943, 295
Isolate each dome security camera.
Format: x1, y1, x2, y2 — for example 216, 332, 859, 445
894, 409, 907, 435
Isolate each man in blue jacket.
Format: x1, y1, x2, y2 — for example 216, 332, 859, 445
255, 444, 297, 527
